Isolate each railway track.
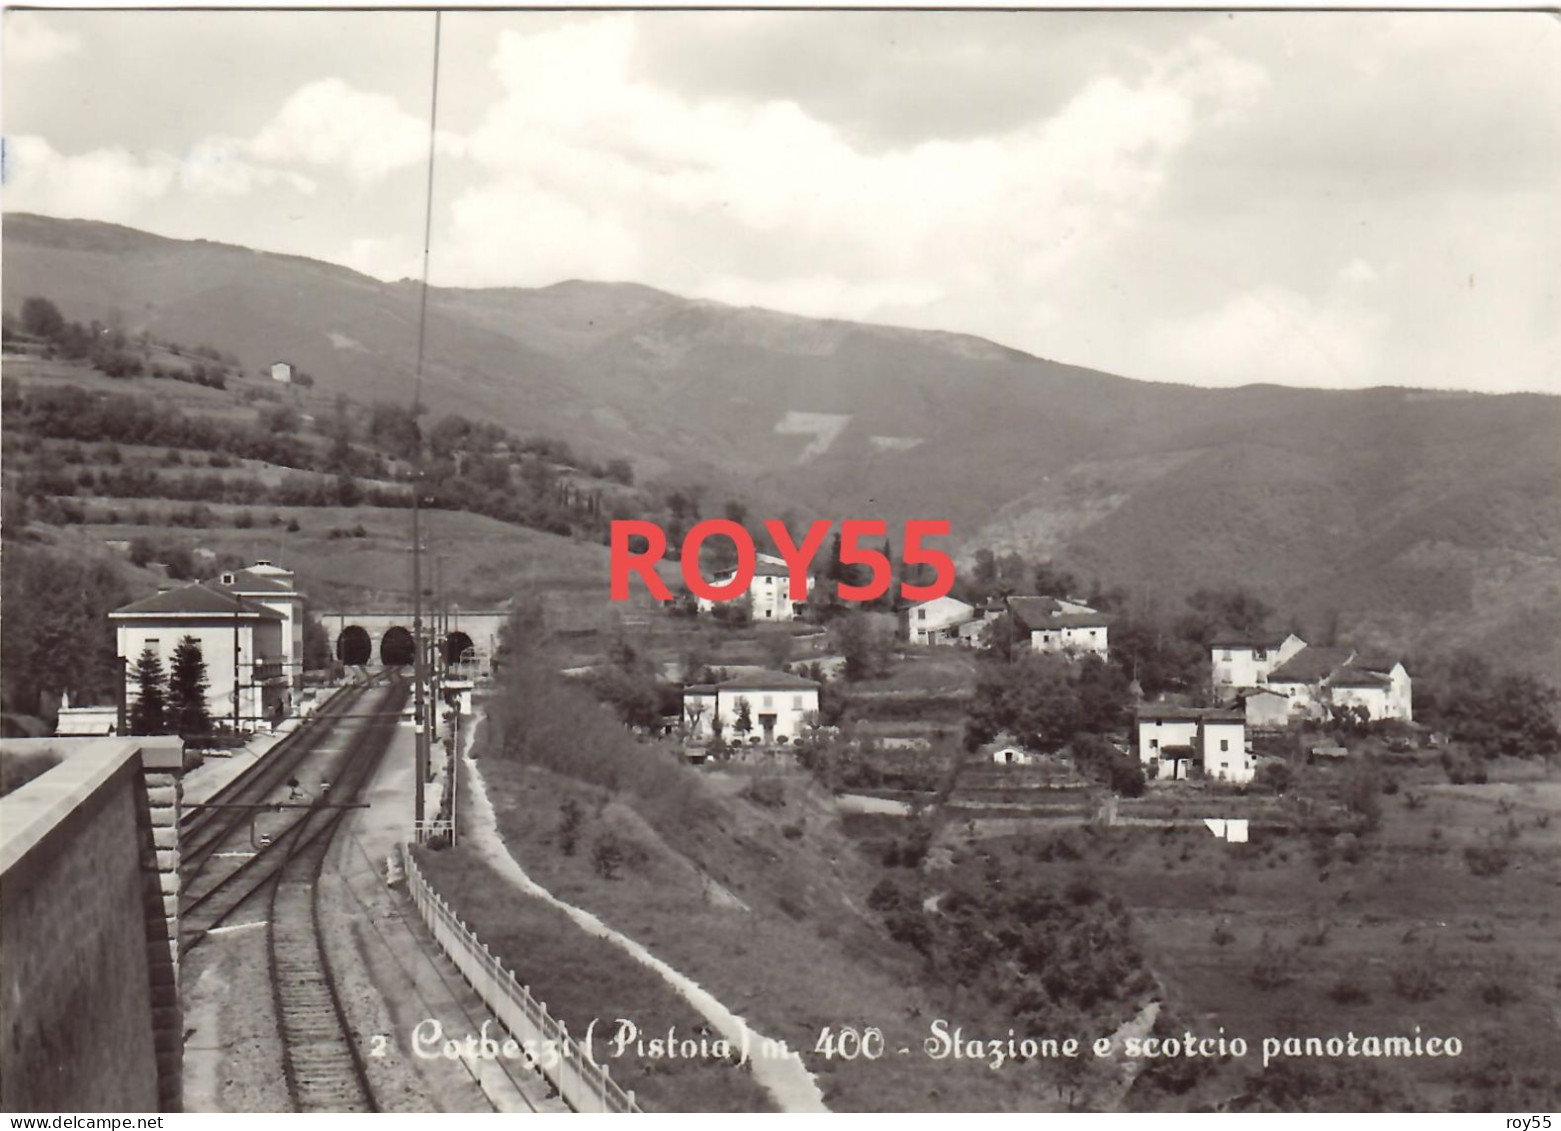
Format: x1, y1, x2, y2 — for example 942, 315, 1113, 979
180, 672, 387, 874
180, 677, 394, 930
179, 678, 408, 1112
267, 777, 383, 1111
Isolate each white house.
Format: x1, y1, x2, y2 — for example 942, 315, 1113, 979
696, 553, 812, 622
1210, 632, 1308, 690
220, 561, 305, 691
1328, 658, 1413, 722
1135, 704, 1253, 783
110, 581, 290, 731
1265, 646, 1413, 723
1006, 596, 1110, 658
1239, 687, 1295, 729
682, 669, 820, 745
270, 360, 294, 384
905, 595, 977, 645
984, 741, 1034, 766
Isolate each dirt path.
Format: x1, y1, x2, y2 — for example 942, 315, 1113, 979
459, 717, 830, 1113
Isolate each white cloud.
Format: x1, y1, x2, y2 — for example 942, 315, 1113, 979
3, 133, 317, 224
1146, 275, 1387, 389
249, 77, 452, 186
178, 138, 317, 197
432, 13, 1269, 323
3, 135, 173, 220
4, 13, 83, 64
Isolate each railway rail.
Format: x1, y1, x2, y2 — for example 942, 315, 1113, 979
179, 676, 408, 1112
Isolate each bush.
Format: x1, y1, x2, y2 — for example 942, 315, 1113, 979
591, 832, 625, 879
558, 798, 583, 856
1250, 933, 1298, 989
1464, 844, 1511, 877
1391, 958, 1442, 1002
781, 821, 804, 841
741, 776, 786, 808
1478, 976, 1519, 1007
1327, 978, 1371, 1005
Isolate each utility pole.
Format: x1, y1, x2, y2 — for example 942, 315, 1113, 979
409, 9, 442, 834
412, 472, 427, 830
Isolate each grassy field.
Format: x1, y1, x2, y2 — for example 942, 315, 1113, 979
470, 747, 1089, 1111
54, 506, 675, 616
1072, 760, 1561, 1111
410, 841, 776, 1113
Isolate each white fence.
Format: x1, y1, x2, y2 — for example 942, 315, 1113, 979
400, 846, 642, 1113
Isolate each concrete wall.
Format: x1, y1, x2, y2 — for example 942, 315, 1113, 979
1, 737, 189, 1112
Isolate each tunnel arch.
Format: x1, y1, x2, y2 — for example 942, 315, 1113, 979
380, 625, 415, 667
445, 630, 475, 667
337, 625, 372, 666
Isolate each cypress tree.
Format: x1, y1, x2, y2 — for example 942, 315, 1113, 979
168, 635, 211, 738
129, 645, 168, 735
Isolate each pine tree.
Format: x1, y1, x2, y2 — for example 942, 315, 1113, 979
168, 635, 211, 737
129, 645, 168, 735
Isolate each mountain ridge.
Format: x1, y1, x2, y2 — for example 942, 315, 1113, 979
5, 211, 1558, 678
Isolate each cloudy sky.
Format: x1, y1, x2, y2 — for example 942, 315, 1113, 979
5, 9, 1558, 393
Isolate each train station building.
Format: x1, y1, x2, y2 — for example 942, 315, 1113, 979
110, 580, 292, 732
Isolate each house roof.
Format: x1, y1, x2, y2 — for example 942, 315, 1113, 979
1033, 612, 1112, 631
1268, 645, 1354, 684
684, 684, 718, 695
223, 569, 297, 594
712, 560, 799, 580
1137, 704, 1245, 723
1007, 596, 1107, 632
1329, 669, 1393, 688
716, 670, 820, 691
908, 595, 974, 612
1210, 631, 1299, 649
1349, 653, 1404, 676
110, 582, 283, 620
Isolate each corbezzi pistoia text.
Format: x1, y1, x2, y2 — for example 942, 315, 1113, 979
610, 519, 954, 603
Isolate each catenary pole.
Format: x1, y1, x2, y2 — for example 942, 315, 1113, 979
410, 10, 443, 831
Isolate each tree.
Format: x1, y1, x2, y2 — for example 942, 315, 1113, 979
832, 610, 888, 681
302, 612, 334, 672
592, 832, 625, 879
168, 636, 211, 737
1033, 561, 1079, 598
21, 296, 65, 340
966, 652, 1083, 752
604, 458, 634, 486
734, 696, 754, 739
129, 646, 169, 735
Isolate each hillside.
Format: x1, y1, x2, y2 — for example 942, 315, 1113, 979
5, 212, 1559, 677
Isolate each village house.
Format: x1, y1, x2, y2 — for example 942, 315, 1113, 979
982, 740, 1035, 766
695, 553, 813, 622
1210, 632, 1308, 690
269, 360, 294, 384
219, 561, 305, 692
1327, 655, 1414, 722
1005, 596, 1110, 658
1263, 646, 1413, 723
904, 595, 977, 645
1238, 687, 1294, 729
109, 580, 291, 732
682, 669, 820, 745
1135, 704, 1253, 783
